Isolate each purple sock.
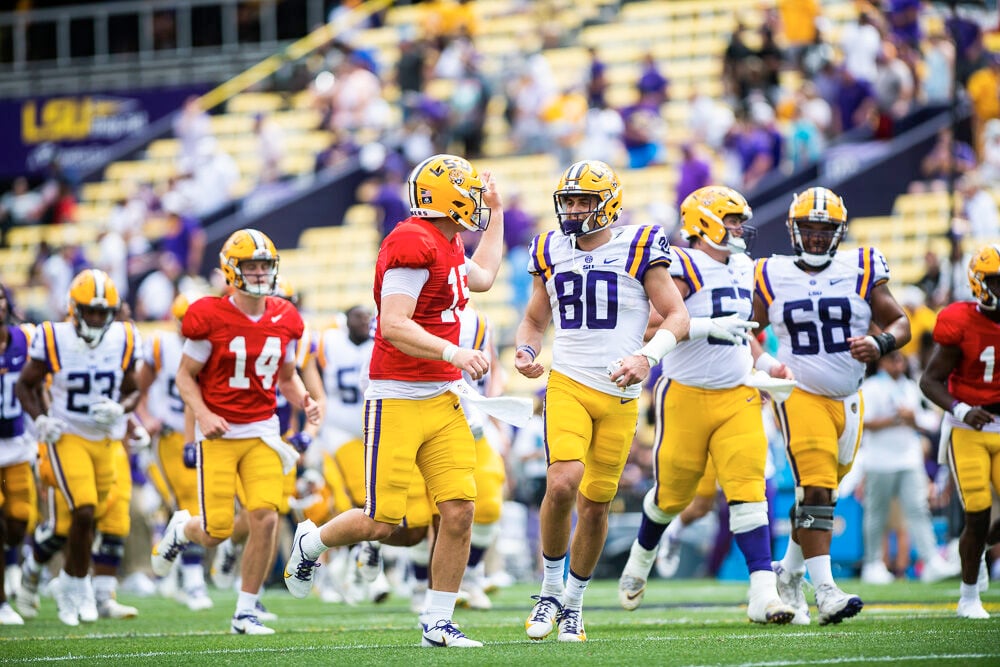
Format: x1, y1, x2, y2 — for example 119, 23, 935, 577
412, 562, 428, 582
637, 512, 669, 551
4, 546, 17, 567
467, 545, 486, 568
734, 524, 772, 573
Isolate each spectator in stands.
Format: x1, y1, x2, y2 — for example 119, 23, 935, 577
158, 192, 205, 277
776, 0, 820, 67
722, 22, 754, 102
786, 101, 825, 170
0, 177, 42, 242
896, 284, 939, 373
505, 54, 555, 155
395, 36, 429, 121
687, 90, 735, 150
585, 47, 609, 109
578, 98, 625, 166
620, 89, 666, 169
134, 253, 182, 321
254, 113, 285, 185
331, 51, 388, 134
966, 53, 1000, 156
885, 0, 922, 49
916, 249, 944, 307
314, 131, 359, 173
955, 171, 1000, 241
45, 181, 77, 226
189, 136, 240, 217
873, 41, 915, 138
367, 165, 409, 239
833, 66, 878, 134
675, 143, 711, 205
173, 96, 213, 164
909, 127, 976, 193
937, 232, 975, 304
978, 119, 1000, 186
542, 85, 588, 166
502, 190, 536, 311
93, 223, 129, 302
754, 26, 784, 104
448, 54, 491, 157
420, 0, 476, 45
921, 30, 955, 106
40, 242, 87, 321
840, 11, 883, 84
636, 53, 669, 109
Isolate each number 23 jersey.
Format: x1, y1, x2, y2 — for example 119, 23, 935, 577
528, 224, 671, 398
182, 295, 304, 424
755, 248, 890, 398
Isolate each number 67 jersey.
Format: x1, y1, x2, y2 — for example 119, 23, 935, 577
754, 248, 890, 398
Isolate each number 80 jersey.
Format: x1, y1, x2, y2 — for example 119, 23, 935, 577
529, 224, 671, 398
755, 248, 890, 398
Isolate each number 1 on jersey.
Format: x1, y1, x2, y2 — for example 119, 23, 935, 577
982, 345, 996, 383
228, 336, 282, 390
442, 264, 470, 323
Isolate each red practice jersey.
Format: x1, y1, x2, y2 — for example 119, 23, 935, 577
369, 217, 468, 382
183, 295, 305, 423
932, 301, 1000, 406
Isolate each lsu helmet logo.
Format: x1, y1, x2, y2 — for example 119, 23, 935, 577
448, 168, 466, 187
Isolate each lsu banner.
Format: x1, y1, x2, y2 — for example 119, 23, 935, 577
0, 84, 210, 178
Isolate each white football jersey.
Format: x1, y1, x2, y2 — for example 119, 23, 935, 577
528, 224, 671, 398
142, 330, 186, 433
30, 320, 141, 441
662, 247, 753, 388
317, 325, 373, 444
755, 247, 891, 397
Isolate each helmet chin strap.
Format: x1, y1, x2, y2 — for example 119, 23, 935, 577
797, 251, 832, 267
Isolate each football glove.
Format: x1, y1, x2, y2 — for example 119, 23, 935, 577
90, 398, 124, 427
183, 441, 198, 469
34, 414, 67, 445
287, 431, 313, 454
688, 315, 758, 345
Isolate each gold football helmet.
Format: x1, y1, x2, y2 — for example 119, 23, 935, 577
68, 269, 120, 346
274, 277, 300, 306
787, 187, 848, 267
170, 293, 190, 321
407, 153, 490, 232
679, 186, 754, 254
219, 228, 279, 297
968, 243, 1000, 310
553, 160, 623, 236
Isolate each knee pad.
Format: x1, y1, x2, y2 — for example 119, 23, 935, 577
92, 533, 125, 566
470, 522, 498, 550
728, 501, 768, 534
642, 488, 676, 525
795, 504, 834, 531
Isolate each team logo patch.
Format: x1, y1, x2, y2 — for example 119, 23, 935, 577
448, 169, 466, 187
420, 188, 433, 205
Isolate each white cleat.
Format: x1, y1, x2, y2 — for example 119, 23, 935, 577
254, 599, 277, 621
747, 592, 796, 624
861, 561, 895, 585
354, 541, 382, 584
98, 597, 138, 619
77, 579, 98, 623
457, 584, 492, 611
618, 574, 647, 611
15, 570, 40, 620
957, 598, 990, 619
211, 539, 241, 590
230, 612, 275, 635
772, 561, 810, 625
0, 602, 24, 625
814, 583, 863, 625
420, 619, 482, 647
53, 578, 79, 627
5, 564, 21, 599
410, 581, 428, 614
920, 556, 961, 584
525, 594, 562, 640
655, 532, 682, 579
181, 586, 214, 611
151, 510, 191, 577
557, 606, 587, 642
283, 519, 320, 599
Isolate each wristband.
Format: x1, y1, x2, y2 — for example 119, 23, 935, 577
516, 345, 537, 361
872, 332, 897, 357
755, 352, 780, 374
442, 344, 459, 363
634, 330, 678, 367
952, 401, 973, 422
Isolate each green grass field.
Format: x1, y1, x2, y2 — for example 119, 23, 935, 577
1, 579, 997, 666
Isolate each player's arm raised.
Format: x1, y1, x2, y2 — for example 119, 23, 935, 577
466, 170, 504, 292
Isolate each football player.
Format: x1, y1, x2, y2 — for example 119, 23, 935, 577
920, 243, 1000, 619
513, 160, 690, 642
16, 269, 142, 626
755, 187, 911, 625
0, 285, 33, 625
617, 186, 795, 624
283, 153, 504, 648
150, 228, 320, 635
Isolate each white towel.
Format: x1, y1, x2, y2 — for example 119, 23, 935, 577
262, 435, 301, 475
837, 393, 863, 466
937, 419, 952, 466
740, 369, 797, 404
447, 380, 534, 428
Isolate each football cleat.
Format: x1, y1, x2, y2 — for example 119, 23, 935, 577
0, 602, 24, 625
772, 561, 810, 625
747, 592, 796, 624
182, 586, 214, 611
151, 510, 191, 577
618, 574, 647, 611
420, 619, 482, 648
410, 580, 428, 615
254, 599, 277, 621
861, 561, 895, 585
5, 564, 21, 599
525, 594, 562, 640
354, 541, 382, 583
53, 576, 79, 627
15, 566, 40, 619
814, 583, 863, 625
978, 553, 990, 593
283, 519, 320, 599
97, 597, 138, 620
78, 578, 98, 623
557, 606, 587, 642
957, 598, 990, 619
920, 556, 961, 584
655, 532, 682, 579
231, 612, 275, 635
210, 538, 241, 590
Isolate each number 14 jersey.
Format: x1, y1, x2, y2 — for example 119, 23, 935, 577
755, 247, 890, 398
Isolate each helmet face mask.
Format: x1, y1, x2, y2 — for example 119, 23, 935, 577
968, 244, 1000, 310
407, 154, 491, 232
68, 269, 120, 347
679, 186, 753, 254
219, 229, 279, 297
553, 160, 622, 237
787, 187, 847, 266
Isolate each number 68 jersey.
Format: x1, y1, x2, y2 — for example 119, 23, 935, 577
754, 248, 890, 398
528, 224, 671, 398
30, 320, 140, 441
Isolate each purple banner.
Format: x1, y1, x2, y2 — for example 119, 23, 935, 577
0, 84, 211, 179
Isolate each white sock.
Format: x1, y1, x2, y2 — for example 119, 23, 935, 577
301, 529, 328, 560
236, 590, 258, 615
181, 564, 205, 590
541, 553, 566, 597
624, 540, 657, 579
561, 571, 590, 609
781, 540, 806, 574
960, 582, 981, 602
749, 569, 778, 597
805, 555, 834, 589
422, 589, 458, 626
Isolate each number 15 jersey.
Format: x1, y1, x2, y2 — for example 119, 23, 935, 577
755, 247, 890, 398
